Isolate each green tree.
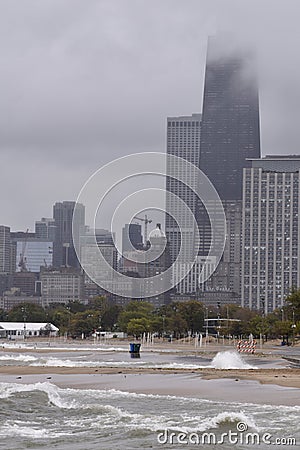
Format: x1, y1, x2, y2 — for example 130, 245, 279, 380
101, 305, 122, 331
285, 288, 300, 321
167, 314, 188, 337
118, 301, 154, 331
69, 311, 97, 337
48, 306, 72, 333
248, 315, 271, 339
66, 300, 87, 313
127, 318, 150, 337
177, 301, 204, 333
7, 303, 47, 323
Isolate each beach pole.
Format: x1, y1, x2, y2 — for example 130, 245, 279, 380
259, 333, 263, 349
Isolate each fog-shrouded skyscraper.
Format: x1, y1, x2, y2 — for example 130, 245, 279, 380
196, 36, 261, 298
53, 201, 85, 268
165, 36, 261, 296
200, 35, 261, 200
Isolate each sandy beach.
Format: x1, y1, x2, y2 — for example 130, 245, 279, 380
0, 340, 300, 392
0, 365, 300, 389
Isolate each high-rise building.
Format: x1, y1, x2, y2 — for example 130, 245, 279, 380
122, 223, 143, 253
165, 114, 201, 293
53, 201, 85, 268
200, 35, 261, 201
35, 218, 56, 241
196, 36, 260, 301
80, 228, 118, 299
242, 156, 300, 314
0, 226, 13, 273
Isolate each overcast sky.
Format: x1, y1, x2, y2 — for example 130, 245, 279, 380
1, 0, 300, 232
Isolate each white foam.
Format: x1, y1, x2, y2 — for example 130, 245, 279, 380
0, 422, 70, 438
0, 382, 78, 409
0, 354, 37, 362
30, 357, 204, 369
210, 351, 257, 369
0, 342, 128, 352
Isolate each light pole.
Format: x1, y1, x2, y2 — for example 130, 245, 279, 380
205, 307, 209, 345
292, 309, 296, 346
21, 306, 27, 340
162, 315, 166, 340
260, 296, 265, 346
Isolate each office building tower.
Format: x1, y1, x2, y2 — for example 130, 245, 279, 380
80, 228, 118, 298
35, 218, 56, 241
122, 223, 143, 254
0, 226, 13, 273
242, 156, 300, 314
200, 35, 261, 200
165, 114, 201, 293
53, 201, 85, 268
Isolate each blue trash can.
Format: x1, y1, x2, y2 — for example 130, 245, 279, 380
129, 343, 141, 353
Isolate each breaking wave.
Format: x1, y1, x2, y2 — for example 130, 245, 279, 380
210, 351, 257, 369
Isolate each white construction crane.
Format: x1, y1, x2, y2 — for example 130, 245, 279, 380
134, 214, 152, 245
18, 228, 29, 272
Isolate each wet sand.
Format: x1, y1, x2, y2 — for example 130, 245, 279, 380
0, 365, 300, 388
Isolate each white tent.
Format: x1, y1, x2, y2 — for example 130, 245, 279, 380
0, 322, 59, 339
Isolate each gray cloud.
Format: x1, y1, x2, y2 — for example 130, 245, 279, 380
0, 0, 300, 230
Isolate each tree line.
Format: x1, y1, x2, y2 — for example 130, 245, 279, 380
1, 289, 300, 341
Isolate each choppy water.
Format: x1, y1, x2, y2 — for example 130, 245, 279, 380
0, 381, 298, 450
0, 350, 257, 369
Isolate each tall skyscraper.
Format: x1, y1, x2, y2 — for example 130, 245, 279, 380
242, 156, 300, 314
165, 114, 201, 293
165, 37, 261, 296
200, 35, 261, 200
197, 36, 261, 299
53, 201, 85, 268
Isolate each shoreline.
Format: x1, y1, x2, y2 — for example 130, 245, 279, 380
0, 365, 300, 388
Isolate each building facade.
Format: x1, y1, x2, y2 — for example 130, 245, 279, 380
35, 218, 56, 241
40, 267, 84, 306
242, 156, 300, 314
0, 225, 13, 274
14, 239, 53, 272
200, 35, 261, 201
122, 223, 143, 253
165, 114, 202, 293
53, 201, 85, 268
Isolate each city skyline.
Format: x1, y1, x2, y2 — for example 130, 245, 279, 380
1, 0, 300, 231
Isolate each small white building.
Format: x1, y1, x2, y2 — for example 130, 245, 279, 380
0, 322, 59, 339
